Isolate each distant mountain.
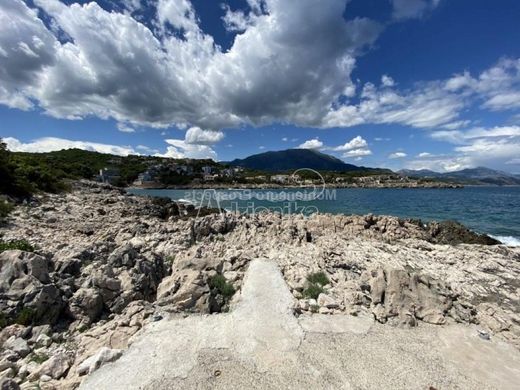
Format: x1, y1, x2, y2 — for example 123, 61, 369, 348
399, 167, 520, 185
228, 149, 374, 172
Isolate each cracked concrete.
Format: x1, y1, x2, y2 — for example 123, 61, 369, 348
81, 259, 520, 390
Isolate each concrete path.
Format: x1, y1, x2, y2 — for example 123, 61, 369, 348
81, 259, 520, 390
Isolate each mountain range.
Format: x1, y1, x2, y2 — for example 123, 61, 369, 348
229, 148, 520, 185
398, 167, 520, 186
228, 149, 383, 173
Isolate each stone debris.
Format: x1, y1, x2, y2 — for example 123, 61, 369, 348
0, 180, 518, 388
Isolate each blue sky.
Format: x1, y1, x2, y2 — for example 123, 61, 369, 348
1, 0, 520, 172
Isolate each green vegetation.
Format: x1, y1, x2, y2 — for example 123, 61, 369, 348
0, 239, 34, 253
303, 283, 325, 300
209, 274, 236, 298
303, 271, 330, 299
0, 312, 7, 329
15, 307, 36, 326
0, 199, 14, 221
306, 271, 330, 286
29, 352, 50, 364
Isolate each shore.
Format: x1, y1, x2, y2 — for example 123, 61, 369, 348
129, 181, 463, 190
0, 181, 519, 389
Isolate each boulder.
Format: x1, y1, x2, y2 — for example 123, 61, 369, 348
0, 378, 19, 390
77, 347, 122, 376
69, 288, 103, 324
28, 353, 71, 380
0, 251, 64, 325
3, 337, 30, 358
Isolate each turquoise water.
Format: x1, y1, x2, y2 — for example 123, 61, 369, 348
127, 187, 520, 245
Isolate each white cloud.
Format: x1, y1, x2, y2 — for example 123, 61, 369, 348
184, 127, 224, 145
157, 139, 217, 160
136, 144, 159, 154
417, 152, 432, 158
332, 135, 368, 151
431, 125, 520, 144
343, 148, 372, 158
1, 0, 518, 135
407, 125, 520, 172
389, 151, 407, 159
4, 136, 137, 156
298, 138, 323, 150
259, 145, 265, 150
0, 0, 381, 130
391, 0, 440, 20
381, 75, 395, 87
117, 123, 136, 133
282, 137, 288, 142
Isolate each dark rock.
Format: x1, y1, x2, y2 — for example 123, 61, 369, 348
428, 220, 500, 245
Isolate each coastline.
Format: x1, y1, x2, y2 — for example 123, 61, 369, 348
1, 181, 519, 389
127, 181, 464, 190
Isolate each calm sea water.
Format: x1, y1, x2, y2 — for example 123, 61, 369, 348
127, 186, 520, 245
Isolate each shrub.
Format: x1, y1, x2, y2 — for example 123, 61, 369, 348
0, 239, 34, 253
303, 271, 330, 299
15, 307, 35, 326
307, 272, 330, 286
209, 274, 235, 298
303, 284, 325, 300
0, 199, 14, 221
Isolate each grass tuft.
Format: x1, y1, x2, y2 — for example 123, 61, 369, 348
306, 272, 330, 286
0, 239, 34, 253
209, 274, 236, 298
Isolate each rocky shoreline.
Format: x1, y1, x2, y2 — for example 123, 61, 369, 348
130, 180, 463, 190
0, 181, 519, 389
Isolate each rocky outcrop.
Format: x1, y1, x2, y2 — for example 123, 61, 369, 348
0, 180, 518, 389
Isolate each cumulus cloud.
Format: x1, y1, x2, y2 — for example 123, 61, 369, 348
343, 148, 372, 158
298, 138, 323, 150
389, 151, 407, 159
332, 135, 368, 151
327, 135, 372, 159
157, 139, 217, 160
0, 0, 381, 130
4, 136, 138, 156
417, 152, 432, 158
184, 127, 224, 145
1, 0, 518, 135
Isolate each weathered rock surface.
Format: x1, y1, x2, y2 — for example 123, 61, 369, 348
0, 181, 518, 388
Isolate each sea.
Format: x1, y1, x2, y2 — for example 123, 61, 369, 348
127, 186, 520, 246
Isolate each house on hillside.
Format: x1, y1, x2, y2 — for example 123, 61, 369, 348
98, 168, 120, 185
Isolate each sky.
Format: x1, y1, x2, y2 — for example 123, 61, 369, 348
1, 0, 520, 173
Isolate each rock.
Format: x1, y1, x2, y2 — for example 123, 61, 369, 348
428, 220, 500, 245
28, 353, 71, 380
77, 347, 123, 376
0, 367, 15, 380
0, 251, 50, 287
317, 293, 339, 309
0, 378, 20, 390
28, 325, 51, 345
4, 337, 30, 358
368, 268, 386, 305
35, 334, 52, 348
69, 288, 103, 324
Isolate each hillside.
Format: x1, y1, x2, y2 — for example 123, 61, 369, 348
399, 167, 520, 186
228, 149, 374, 172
